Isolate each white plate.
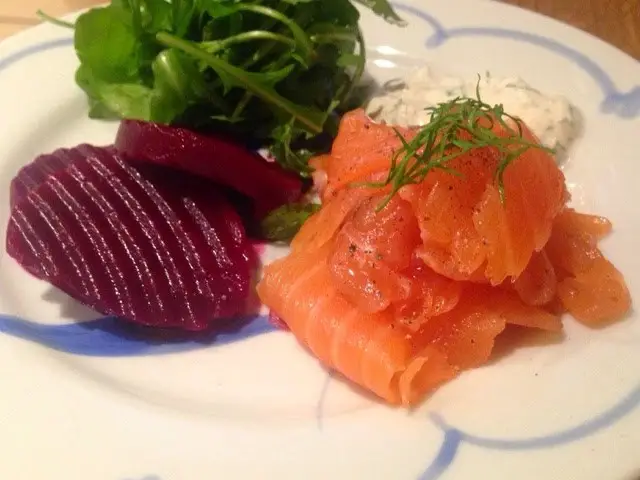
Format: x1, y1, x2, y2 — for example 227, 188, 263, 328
1, 1, 639, 479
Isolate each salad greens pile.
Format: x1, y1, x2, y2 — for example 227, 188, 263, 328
62, 0, 403, 173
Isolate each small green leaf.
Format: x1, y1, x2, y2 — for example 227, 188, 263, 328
314, 0, 360, 25
76, 64, 117, 118
87, 97, 119, 119
74, 6, 140, 83
221, 64, 295, 93
156, 50, 204, 92
149, 48, 215, 123
337, 52, 361, 67
269, 120, 315, 173
171, 0, 199, 36
200, 0, 239, 19
95, 83, 153, 119
139, 0, 172, 33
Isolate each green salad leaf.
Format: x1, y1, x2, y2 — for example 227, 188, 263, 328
59, 0, 404, 174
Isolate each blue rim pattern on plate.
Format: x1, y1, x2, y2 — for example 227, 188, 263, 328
0, 314, 276, 356
0, 37, 73, 72
0, 5, 639, 479
419, 386, 640, 480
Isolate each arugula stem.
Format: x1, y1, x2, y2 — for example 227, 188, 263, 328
349, 28, 367, 101
234, 4, 314, 62
233, 35, 310, 123
231, 92, 253, 122
204, 31, 297, 54
332, 27, 366, 109
232, 46, 296, 122
36, 10, 74, 29
128, 0, 143, 37
237, 4, 291, 69
311, 33, 359, 44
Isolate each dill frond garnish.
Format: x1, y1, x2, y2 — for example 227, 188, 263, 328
371, 78, 555, 210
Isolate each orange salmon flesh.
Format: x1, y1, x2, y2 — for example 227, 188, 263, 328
257, 109, 631, 406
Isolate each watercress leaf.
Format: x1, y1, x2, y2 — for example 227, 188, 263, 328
337, 52, 361, 67
154, 49, 209, 98
87, 97, 119, 119
201, 0, 240, 19
127, 0, 144, 36
315, 0, 360, 25
95, 83, 153, 119
75, 64, 118, 118
171, 0, 200, 37
269, 120, 318, 172
220, 64, 295, 94
351, 0, 405, 25
148, 48, 210, 123
74, 6, 140, 83
140, 0, 172, 33
75, 63, 100, 95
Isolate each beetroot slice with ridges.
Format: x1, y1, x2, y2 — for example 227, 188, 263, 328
114, 120, 303, 217
10, 149, 75, 209
6, 144, 256, 330
10, 146, 118, 209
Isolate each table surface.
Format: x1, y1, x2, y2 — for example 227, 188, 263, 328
1, 0, 639, 60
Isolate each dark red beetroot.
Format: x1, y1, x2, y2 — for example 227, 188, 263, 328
114, 120, 303, 218
10, 146, 120, 208
10, 148, 81, 209
6, 144, 256, 330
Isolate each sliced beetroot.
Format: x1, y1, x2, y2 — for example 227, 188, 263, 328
114, 120, 303, 218
10, 148, 78, 209
10, 147, 122, 209
6, 144, 256, 331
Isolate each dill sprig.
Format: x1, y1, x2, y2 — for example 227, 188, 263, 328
372, 78, 555, 210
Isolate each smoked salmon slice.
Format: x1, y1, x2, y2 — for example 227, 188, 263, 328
544, 209, 630, 325
258, 243, 560, 405
316, 110, 416, 201
257, 108, 631, 406
314, 109, 568, 285
258, 244, 456, 406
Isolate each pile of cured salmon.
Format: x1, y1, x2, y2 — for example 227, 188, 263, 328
257, 109, 631, 406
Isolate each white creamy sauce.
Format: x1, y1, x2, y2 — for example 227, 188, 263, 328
366, 67, 580, 162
